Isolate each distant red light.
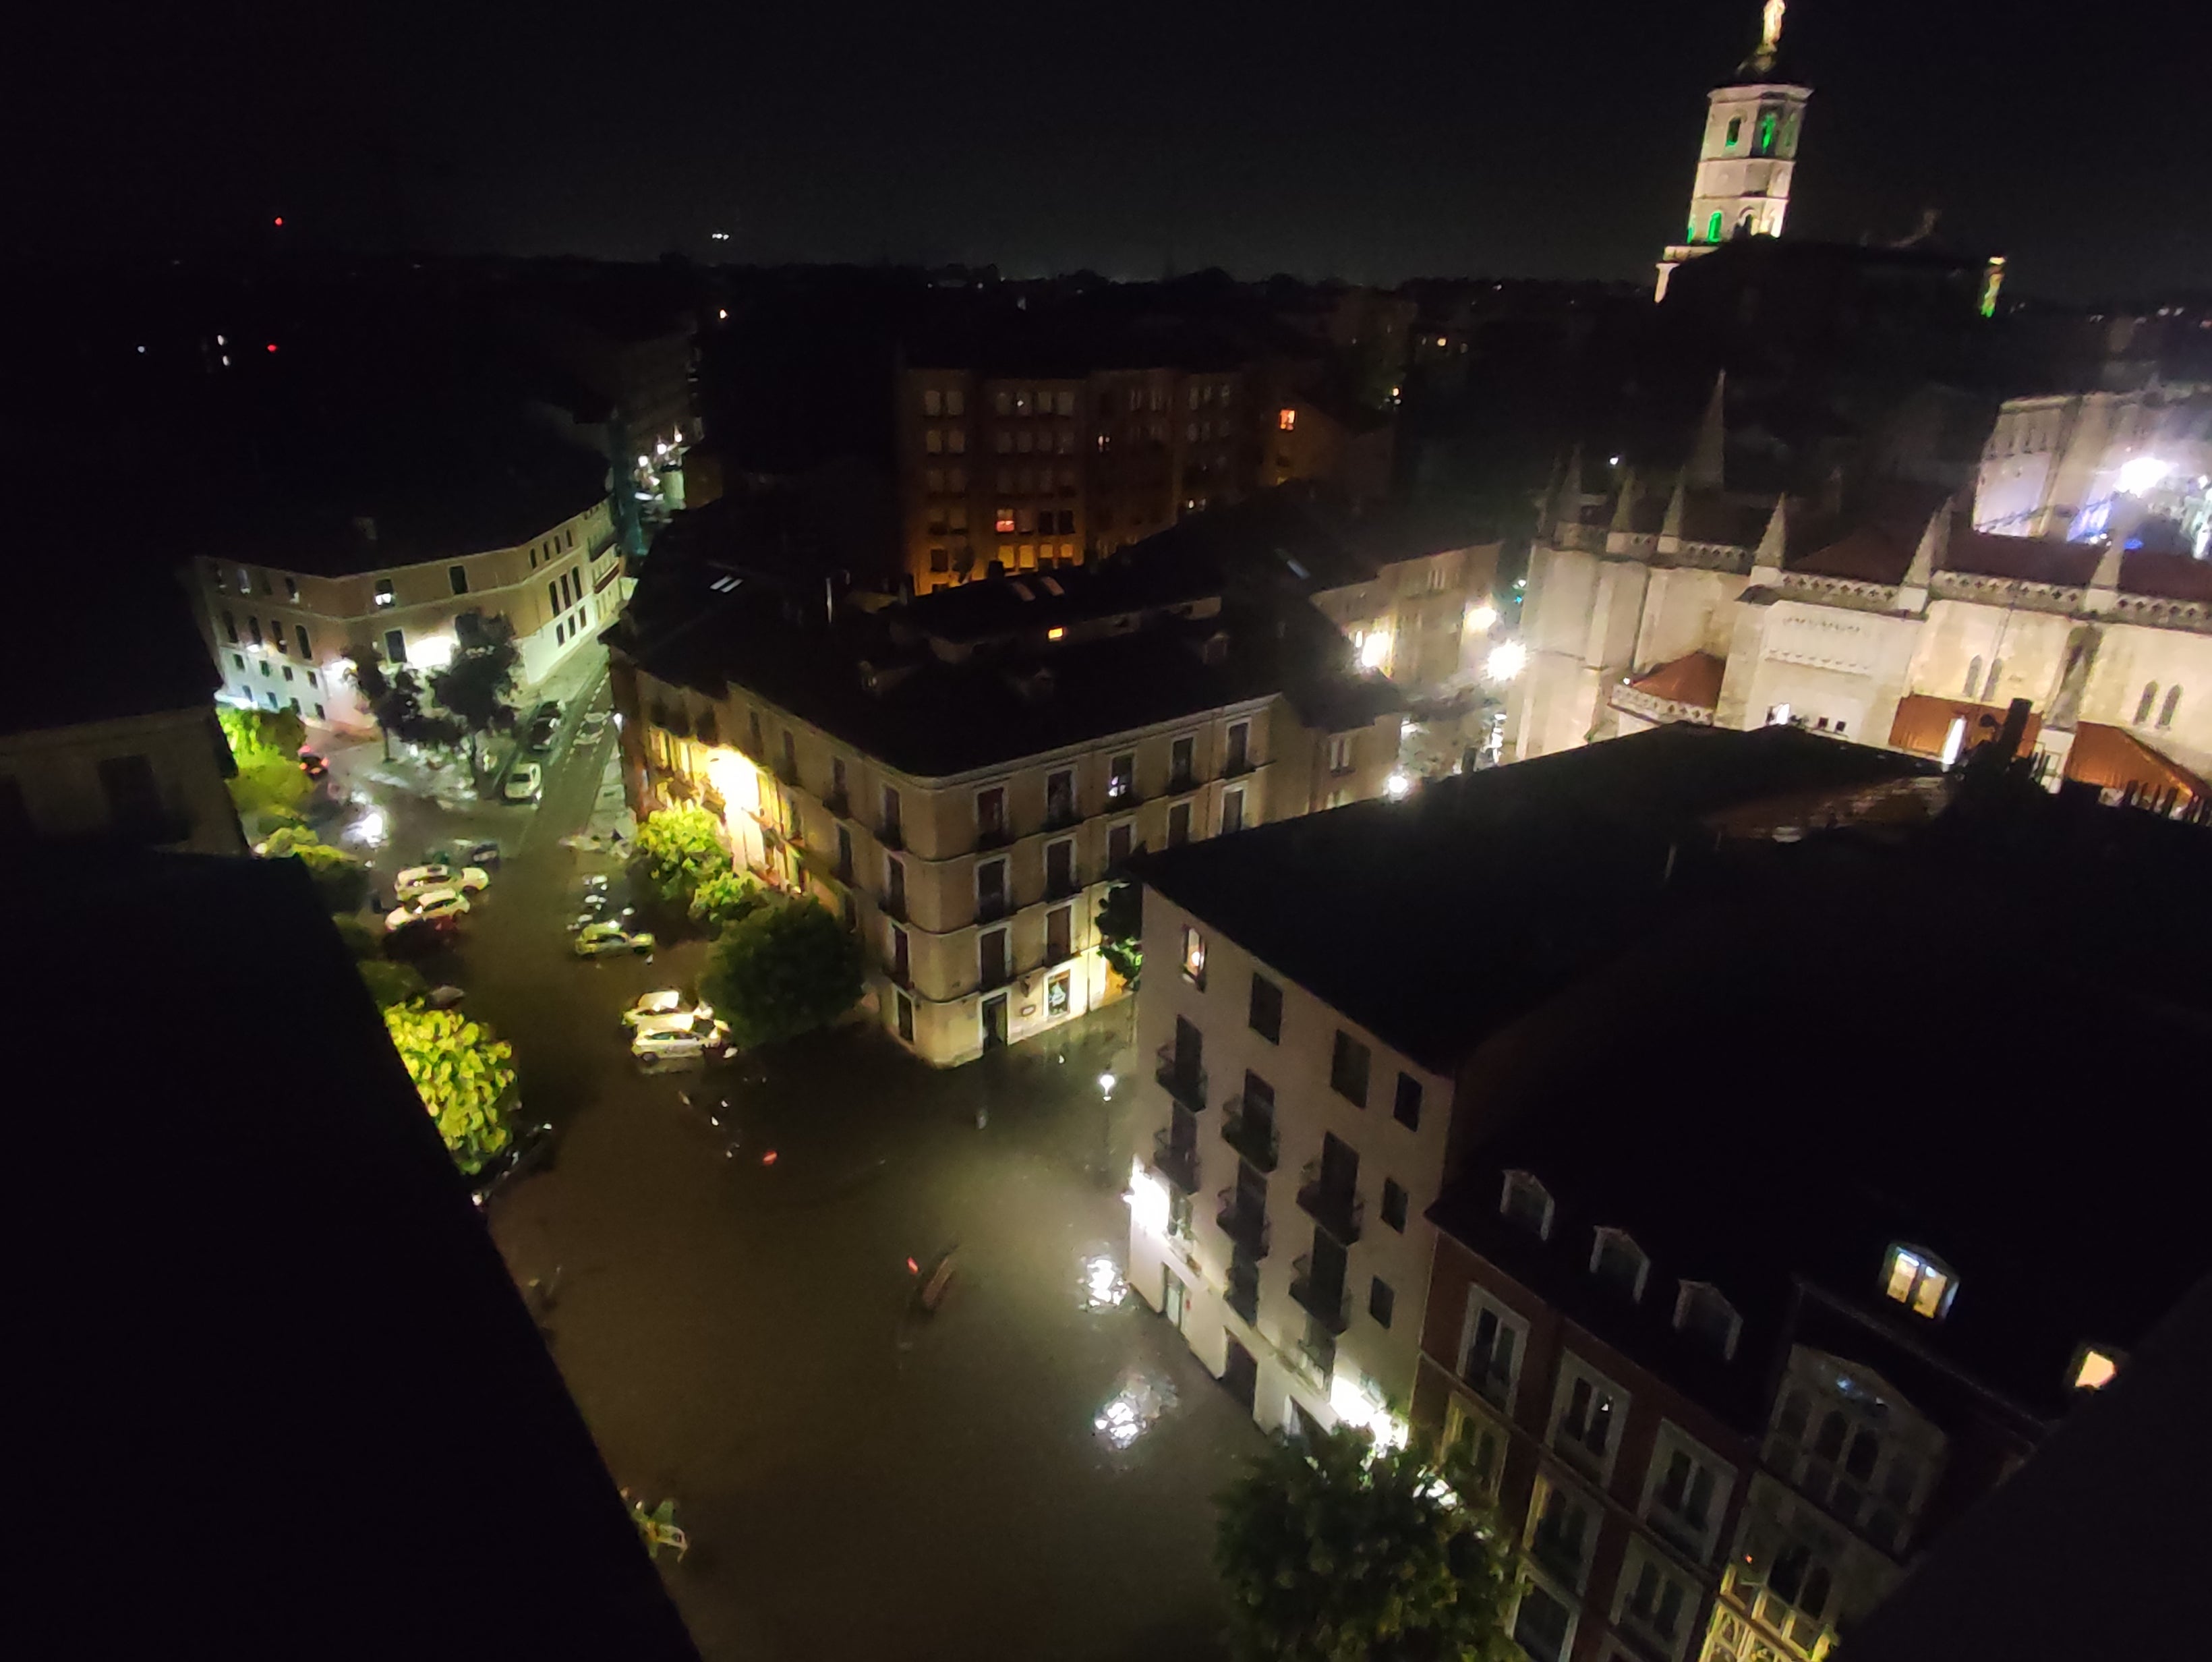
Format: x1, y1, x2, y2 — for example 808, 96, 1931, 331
906, 1257, 919, 1275
761, 1150, 778, 1166
273, 216, 284, 227
265, 343, 278, 353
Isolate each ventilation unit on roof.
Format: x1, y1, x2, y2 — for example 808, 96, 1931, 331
1039, 577, 1066, 596
1010, 581, 1037, 601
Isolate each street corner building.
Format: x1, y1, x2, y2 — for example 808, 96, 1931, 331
1119, 719, 2212, 1662
604, 522, 1407, 1067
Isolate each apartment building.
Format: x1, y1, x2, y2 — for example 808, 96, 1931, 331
608, 555, 1403, 1066
1122, 726, 1933, 1448
1396, 755, 2212, 1662
4, 581, 246, 857
187, 492, 620, 735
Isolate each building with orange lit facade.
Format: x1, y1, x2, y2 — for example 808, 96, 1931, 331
896, 345, 1395, 596
607, 550, 1403, 1066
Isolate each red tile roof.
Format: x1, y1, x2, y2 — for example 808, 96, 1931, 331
1946, 532, 2098, 587
1887, 694, 2041, 758
1628, 651, 1726, 710
1791, 522, 1917, 583
2122, 550, 2212, 604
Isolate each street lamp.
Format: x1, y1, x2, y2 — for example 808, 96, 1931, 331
1098, 1071, 1116, 1099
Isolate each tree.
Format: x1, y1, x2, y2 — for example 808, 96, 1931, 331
382, 1004, 517, 1175
700, 897, 864, 1051
219, 706, 314, 831
258, 825, 371, 912
1097, 880, 1143, 989
1217, 1423, 1517, 1662
632, 805, 731, 907
427, 611, 521, 778
358, 958, 429, 1009
344, 648, 425, 763
689, 864, 766, 930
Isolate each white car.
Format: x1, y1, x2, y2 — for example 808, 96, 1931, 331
395, 863, 490, 896
385, 887, 471, 931
631, 1024, 728, 1066
627, 997, 720, 1037
622, 989, 691, 1027
503, 763, 543, 803
574, 921, 656, 958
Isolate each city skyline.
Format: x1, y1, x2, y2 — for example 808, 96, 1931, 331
23, 0, 2209, 302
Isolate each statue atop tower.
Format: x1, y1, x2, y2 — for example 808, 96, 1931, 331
1654, 2, 1813, 300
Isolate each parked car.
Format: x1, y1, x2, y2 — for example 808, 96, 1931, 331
631, 1025, 726, 1068
527, 716, 559, 754
624, 992, 720, 1036
573, 921, 656, 958
385, 887, 471, 931
502, 763, 542, 803
424, 984, 467, 1010
463, 838, 502, 867
395, 863, 490, 896
384, 914, 460, 960
471, 1119, 556, 1209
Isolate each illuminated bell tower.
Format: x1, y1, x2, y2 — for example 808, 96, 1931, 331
1656, 0, 1813, 299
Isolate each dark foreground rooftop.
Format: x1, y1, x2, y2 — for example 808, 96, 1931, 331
12, 854, 697, 1661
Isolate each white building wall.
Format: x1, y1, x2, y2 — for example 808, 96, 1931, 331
1128, 891, 1454, 1439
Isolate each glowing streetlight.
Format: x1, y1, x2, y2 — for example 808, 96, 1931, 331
1487, 640, 1528, 682
1097, 1071, 1116, 1098
1466, 602, 1498, 633
1385, 772, 1411, 799
2118, 456, 2172, 496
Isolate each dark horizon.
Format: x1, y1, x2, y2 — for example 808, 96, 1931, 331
24, 0, 2210, 301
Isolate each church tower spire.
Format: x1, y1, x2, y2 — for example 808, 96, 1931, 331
1654, 3, 1813, 301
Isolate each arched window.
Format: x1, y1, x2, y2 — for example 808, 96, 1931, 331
2159, 685, 2182, 728
2136, 683, 2159, 725
1757, 111, 1778, 154
1739, 210, 1757, 237
1964, 656, 1983, 698
1812, 1411, 1846, 1459
1706, 210, 1724, 243
1725, 115, 1743, 148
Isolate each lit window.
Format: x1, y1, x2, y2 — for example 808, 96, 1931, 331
995, 508, 1016, 534
2070, 1346, 2120, 1391
1882, 1244, 1956, 1320
1181, 925, 1206, 987
1706, 210, 1724, 243
1277, 407, 1296, 432
1501, 1170, 1553, 1238
373, 578, 395, 608
1047, 626, 1066, 641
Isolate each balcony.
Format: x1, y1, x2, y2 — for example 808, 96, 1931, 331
1043, 800, 1080, 832
1167, 768, 1196, 796
978, 960, 1014, 994
823, 790, 850, 818
1297, 1323, 1338, 1384
881, 892, 907, 922
774, 762, 799, 788
1226, 1272, 1260, 1327
975, 823, 1013, 852
976, 890, 1010, 923
1215, 1190, 1271, 1259
879, 822, 904, 851
1151, 1129, 1201, 1195
1296, 1167, 1364, 1244
1153, 1045, 1208, 1113
1290, 1256, 1352, 1334
1219, 1099, 1279, 1172
1045, 869, 1082, 901
1223, 754, 1254, 779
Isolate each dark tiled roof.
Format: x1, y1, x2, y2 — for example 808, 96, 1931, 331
1132, 726, 1933, 1073
1947, 532, 2097, 587
16, 853, 698, 1658
2122, 549, 2212, 604
1429, 790, 2212, 1424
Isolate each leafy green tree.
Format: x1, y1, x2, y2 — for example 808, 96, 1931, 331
632, 805, 731, 906
258, 825, 372, 912
1217, 1423, 1517, 1662
383, 1004, 517, 1174
219, 706, 314, 830
700, 897, 864, 1050
1097, 880, 1143, 989
690, 864, 766, 929
359, 958, 430, 1009
345, 648, 424, 762
427, 611, 521, 778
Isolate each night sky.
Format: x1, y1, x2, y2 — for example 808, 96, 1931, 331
25, 0, 2208, 300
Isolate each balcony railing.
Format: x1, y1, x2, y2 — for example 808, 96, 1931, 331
1290, 1255, 1352, 1334
1219, 1100, 1279, 1172
1223, 755, 1254, 778
1167, 768, 1196, 795
881, 892, 907, 922
976, 890, 1010, 923
1297, 1324, 1338, 1384
1215, 1189, 1271, 1259
1296, 1165, 1364, 1244
1154, 1045, 1208, 1112
975, 823, 1013, 851
1151, 1130, 1201, 1195
1045, 869, 1082, 901
879, 822, 904, 851
978, 959, 1013, 993
1105, 780, 1140, 809
1043, 801, 1080, 832
823, 790, 850, 818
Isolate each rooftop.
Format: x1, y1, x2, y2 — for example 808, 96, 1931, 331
16, 853, 697, 1658
1132, 725, 1936, 1074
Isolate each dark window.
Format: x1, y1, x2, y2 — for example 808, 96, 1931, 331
1047, 905, 1072, 962
1165, 801, 1191, 846
1107, 821, 1133, 868
1393, 1072, 1422, 1129
247, 616, 264, 647
1169, 735, 1194, 789
896, 991, 914, 1043
782, 730, 798, 781
97, 754, 165, 837
881, 784, 902, 840
449, 565, 469, 596
548, 581, 560, 614
1225, 721, 1249, 775
1381, 1180, 1407, 1232
384, 628, 407, 663
977, 785, 1007, 842
221, 610, 238, 644
1221, 789, 1244, 835
1248, 974, 1281, 1042
1369, 1278, 1395, 1328
1329, 1031, 1370, 1106
832, 757, 848, 805
295, 624, 311, 658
